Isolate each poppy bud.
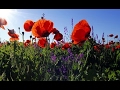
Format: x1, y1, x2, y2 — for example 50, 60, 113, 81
41, 17, 44, 19
18, 27, 20, 30
30, 35, 32, 39
22, 32, 24, 35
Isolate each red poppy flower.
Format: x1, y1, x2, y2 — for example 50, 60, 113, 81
50, 41, 56, 49
115, 44, 120, 49
105, 44, 110, 49
31, 19, 54, 38
54, 33, 63, 41
71, 19, 91, 44
52, 28, 59, 34
0, 18, 7, 30
23, 20, 34, 32
8, 29, 15, 34
62, 43, 71, 50
0, 18, 7, 25
37, 37, 47, 48
24, 42, 29, 47
25, 40, 31, 44
0, 25, 5, 30
111, 47, 115, 52
8, 29, 19, 38
93, 45, 100, 52
71, 29, 87, 44
114, 35, 118, 38
9, 37, 19, 41
109, 41, 114, 45
109, 34, 114, 37
8, 32, 19, 38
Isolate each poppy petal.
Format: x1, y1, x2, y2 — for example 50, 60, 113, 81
24, 20, 34, 32
0, 25, 5, 30
37, 38, 47, 48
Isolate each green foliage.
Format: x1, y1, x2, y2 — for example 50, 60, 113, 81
0, 39, 120, 81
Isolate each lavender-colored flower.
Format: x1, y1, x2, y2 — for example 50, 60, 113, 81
71, 18, 73, 29
61, 56, 67, 61
51, 54, 57, 62
67, 48, 71, 54
98, 40, 101, 44
61, 65, 67, 74
70, 52, 74, 58
96, 34, 98, 40
76, 53, 84, 62
92, 26, 94, 38
79, 53, 84, 58
102, 32, 104, 38
34, 44, 38, 48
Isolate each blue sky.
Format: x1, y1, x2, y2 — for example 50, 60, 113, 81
0, 9, 120, 43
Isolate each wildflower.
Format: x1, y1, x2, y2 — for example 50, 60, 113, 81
8, 29, 19, 41
51, 54, 57, 62
37, 37, 47, 48
94, 45, 99, 52
115, 44, 120, 49
52, 28, 59, 34
50, 41, 56, 49
25, 40, 31, 44
114, 35, 118, 38
62, 43, 71, 50
109, 34, 114, 37
60, 65, 67, 74
109, 41, 114, 45
9, 38, 19, 42
0, 18, 7, 30
71, 19, 91, 44
23, 20, 34, 32
105, 44, 110, 49
111, 47, 115, 52
54, 32, 63, 41
24, 42, 29, 47
31, 18, 54, 38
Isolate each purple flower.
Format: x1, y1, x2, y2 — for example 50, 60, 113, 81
75, 53, 84, 62
67, 48, 71, 54
61, 56, 68, 61
79, 53, 84, 58
61, 65, 67, 74
51, 54, 57, 62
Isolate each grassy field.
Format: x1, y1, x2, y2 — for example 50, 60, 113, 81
0, 35, 120, 81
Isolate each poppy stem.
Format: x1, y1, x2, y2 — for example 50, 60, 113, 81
22, 35, 24, 43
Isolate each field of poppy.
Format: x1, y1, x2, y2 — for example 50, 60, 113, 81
0, 16, 120, 81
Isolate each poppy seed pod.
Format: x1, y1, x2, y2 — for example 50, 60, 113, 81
18, 27, 20, 30
22, 32, 24, 35
30, 35, 32, 39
